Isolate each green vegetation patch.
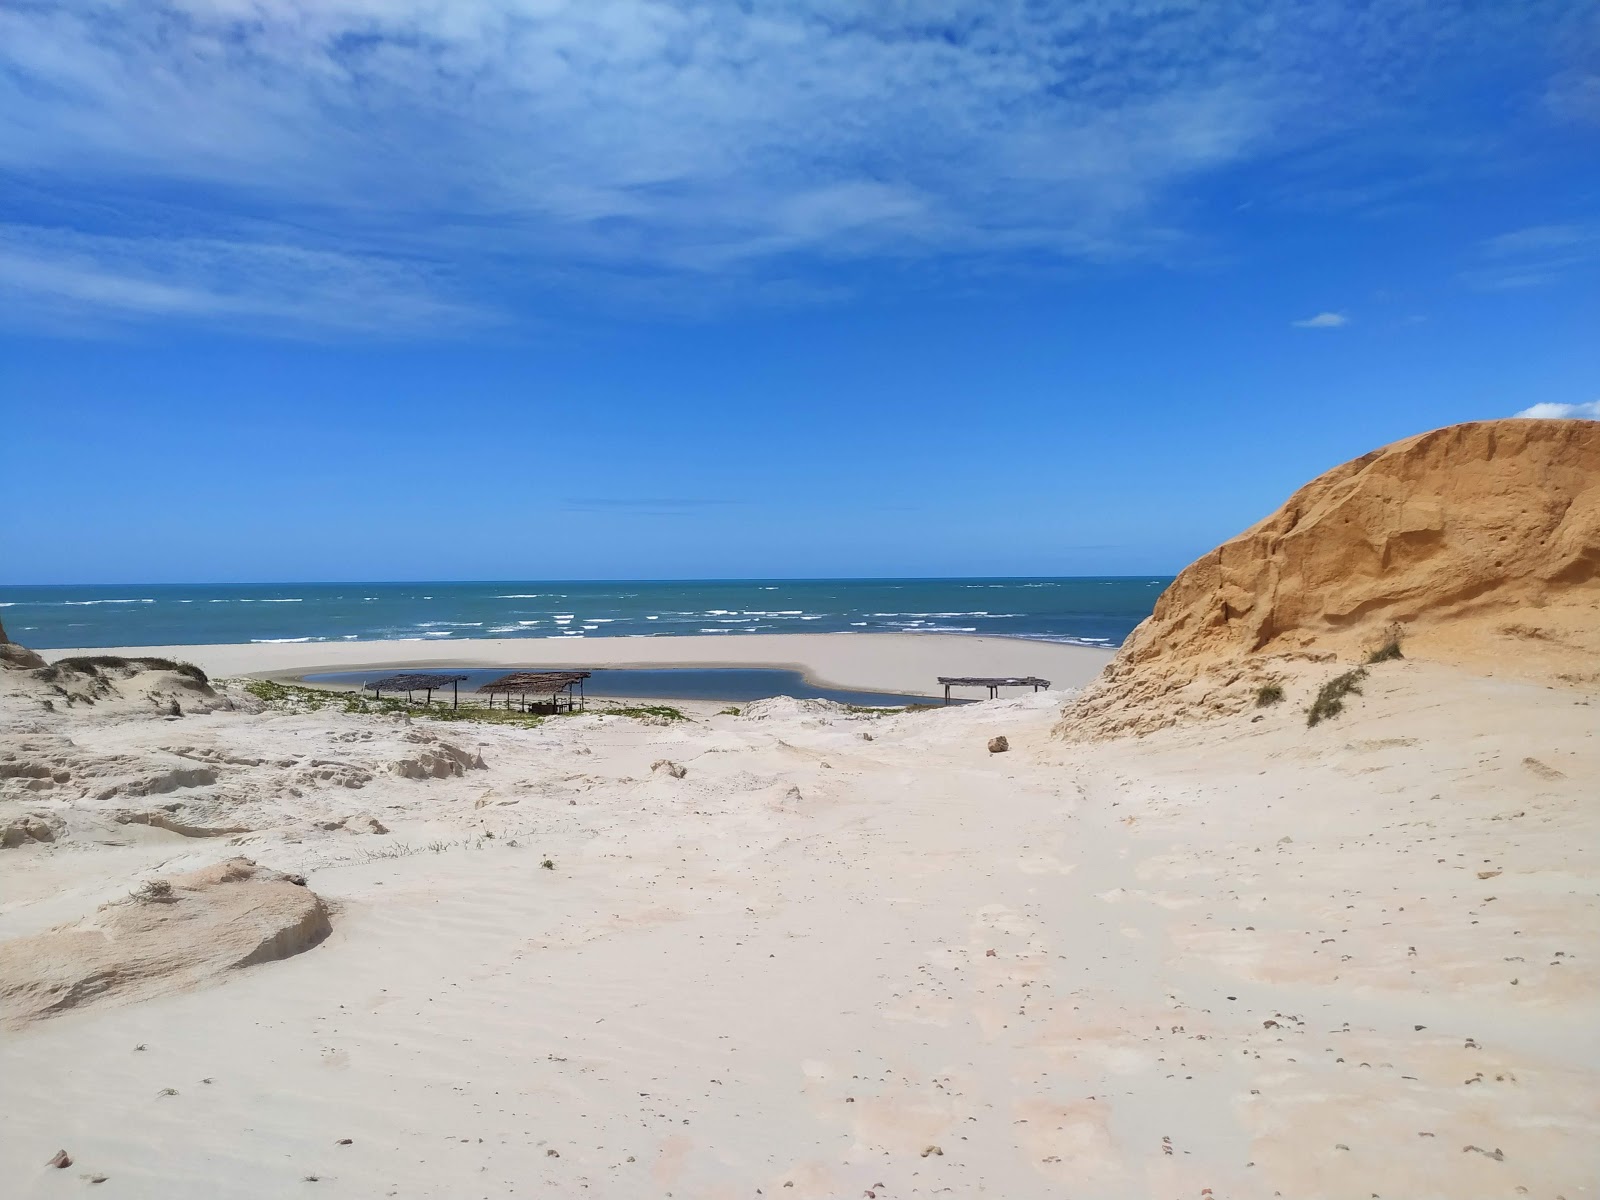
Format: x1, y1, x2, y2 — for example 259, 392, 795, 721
1306, 667, 1368, 727
1255, 682, 1284, 707
1365, 621, 1405, 664
592, 702, 688, 722
238, 680, 692, 727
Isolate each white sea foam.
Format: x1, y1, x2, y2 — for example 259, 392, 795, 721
64, 598, 155, 605
250, 636, 321, 643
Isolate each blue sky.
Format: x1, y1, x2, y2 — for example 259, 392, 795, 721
2, 1, 1597, 584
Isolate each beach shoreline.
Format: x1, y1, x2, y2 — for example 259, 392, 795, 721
40, 631, 1115, 699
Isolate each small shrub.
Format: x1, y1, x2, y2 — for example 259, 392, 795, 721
1255, 682, 1284, 707
1366, 623, 1405, 664
136, 658, 209, 684
540, 858, 555, 870
717, 706, 742, 717
1307, 667, 1368, 727
133, 878, 175, 903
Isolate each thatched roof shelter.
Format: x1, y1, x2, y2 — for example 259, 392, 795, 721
365, 672, 470, 708
478, 670, 590, 713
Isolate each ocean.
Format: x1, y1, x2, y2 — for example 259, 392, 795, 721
1, 578, 1167, 651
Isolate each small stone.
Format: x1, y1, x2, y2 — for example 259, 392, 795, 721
546, 1148, 560, 1158
920, 1144, 944, 1157
336, 1138, 352, 1146
987, 736, 1009, 754
48, 1150, 71, 1169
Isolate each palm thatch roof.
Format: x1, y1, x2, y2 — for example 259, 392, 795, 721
367, 673, 470, 692
476, 670, 590, 695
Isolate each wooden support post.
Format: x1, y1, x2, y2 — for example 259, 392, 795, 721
944, 683, 951, 706
425, 688, 432, 707
453, 680, 459, 710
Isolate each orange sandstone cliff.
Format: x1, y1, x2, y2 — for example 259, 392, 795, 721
1059, 419, 1600, 737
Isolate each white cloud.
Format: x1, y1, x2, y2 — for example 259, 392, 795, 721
0, 1, 1574, 332
1463, 224, 1600, 291
1513, 400, 1600, 420
0, 225, 481, 337
1292, 311, 1349, 328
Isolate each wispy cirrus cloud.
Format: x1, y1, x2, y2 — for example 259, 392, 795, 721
0, 224, 482, 336
0, 1, 1584, 335
1462, 223, 1600, 291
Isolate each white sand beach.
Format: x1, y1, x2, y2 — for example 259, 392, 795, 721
2, 650, 1595, 1198
38, 631, 1114, 700
4, 424, 1597, 1197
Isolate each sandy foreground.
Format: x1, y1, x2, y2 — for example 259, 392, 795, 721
2, 644, 1597, 1198
38, 632, 1114, 699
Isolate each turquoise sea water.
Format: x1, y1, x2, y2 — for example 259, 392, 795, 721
1, 578, 1167, 651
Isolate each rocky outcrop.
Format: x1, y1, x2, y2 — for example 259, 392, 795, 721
1, 811, 64, 848
1060, 419, 1600, 738
0, 857, 330, 1026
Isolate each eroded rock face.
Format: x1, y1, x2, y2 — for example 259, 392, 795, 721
389, 738, 486, 779
1061, 419, 1600, 738
0, 857, 331, 1027
1, 812, 64, 848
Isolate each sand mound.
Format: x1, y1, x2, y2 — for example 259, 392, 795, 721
389, 736, 486, 779
0, 857, 330, 1027
1061, 419, 1600, 738
737, 696, 850, 721
0, 616, 46, 670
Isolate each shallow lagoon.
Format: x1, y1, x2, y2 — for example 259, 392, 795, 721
302, 666, 950, 708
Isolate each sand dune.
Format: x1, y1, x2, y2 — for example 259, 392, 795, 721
1063, 419, 1600, 737
1, 634, 1595, 1196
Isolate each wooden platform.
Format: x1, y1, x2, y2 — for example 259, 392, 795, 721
936, 675, 1051, 703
